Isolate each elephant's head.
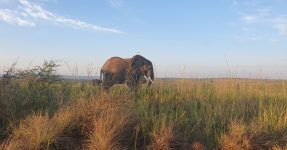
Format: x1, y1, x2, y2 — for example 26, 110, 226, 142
128, 55, 154, 87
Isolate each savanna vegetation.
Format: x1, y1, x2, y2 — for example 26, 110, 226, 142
1, 60, 287, 150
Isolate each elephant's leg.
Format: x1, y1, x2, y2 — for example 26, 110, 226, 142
102, 79, 114, 91
128, 81, 140, 93
128, 75, 140, 92
102, 72, 114, 91
102, 83, 111, 91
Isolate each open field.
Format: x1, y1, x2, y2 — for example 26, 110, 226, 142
1, 0, 286, 149
1, 73, 287, 149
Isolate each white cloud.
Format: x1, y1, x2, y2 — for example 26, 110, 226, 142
242, 15, 257, 23
55, 17, 123, 33
256, 8, 270, 17
270, 18, 287, 36
274, 23, 287, 36
19, 0, 123, 33
0, 0, 123, 33
19, 0, 54, 21
240, 8, 287, 36
242, 9, 270, 24
249, 36, 263, 41
0, 9, 35, 26
108, 0, 124, 8
234, 35, 264, 42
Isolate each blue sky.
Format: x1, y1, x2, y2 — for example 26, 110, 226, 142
0, 0, 287, 78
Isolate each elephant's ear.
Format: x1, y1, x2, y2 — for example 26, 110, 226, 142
129, 55, 146, 72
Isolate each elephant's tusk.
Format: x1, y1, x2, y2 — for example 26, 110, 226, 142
148, 77, 154, 84
143, 75, 149, 82
144, 75, 154, 84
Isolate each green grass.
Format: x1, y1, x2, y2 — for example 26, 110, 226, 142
135, 79, 287, 149
1, 77, 287, 149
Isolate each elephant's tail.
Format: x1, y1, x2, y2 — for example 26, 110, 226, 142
100, 70, 103, 80
92, 70, 103, 86
100, 69, 103, 82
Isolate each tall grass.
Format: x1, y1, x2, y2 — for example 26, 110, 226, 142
84, 98, 137, 150
135, 79, 287, 149
1, 65, 287, 149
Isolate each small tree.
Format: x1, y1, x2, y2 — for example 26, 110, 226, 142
0, 60, 62, 131
15, 60, 61, 83
2, 59, 61, 83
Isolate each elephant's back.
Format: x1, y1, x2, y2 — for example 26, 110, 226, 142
101, 57, 129, 73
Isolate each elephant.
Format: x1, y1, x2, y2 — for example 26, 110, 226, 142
100, 55, 154, 91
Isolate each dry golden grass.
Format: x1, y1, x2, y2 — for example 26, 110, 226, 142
1, 78, 287, 149
220, 121, 253, 150
85, 107, 134, 150
0, 93, 137, 150
191, 142, 207, 150
83, 94, 138, 150
148, 122, 175, 150
220, 121, 280, 150
1, 100, 87, 149
272, 145, 287, 150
